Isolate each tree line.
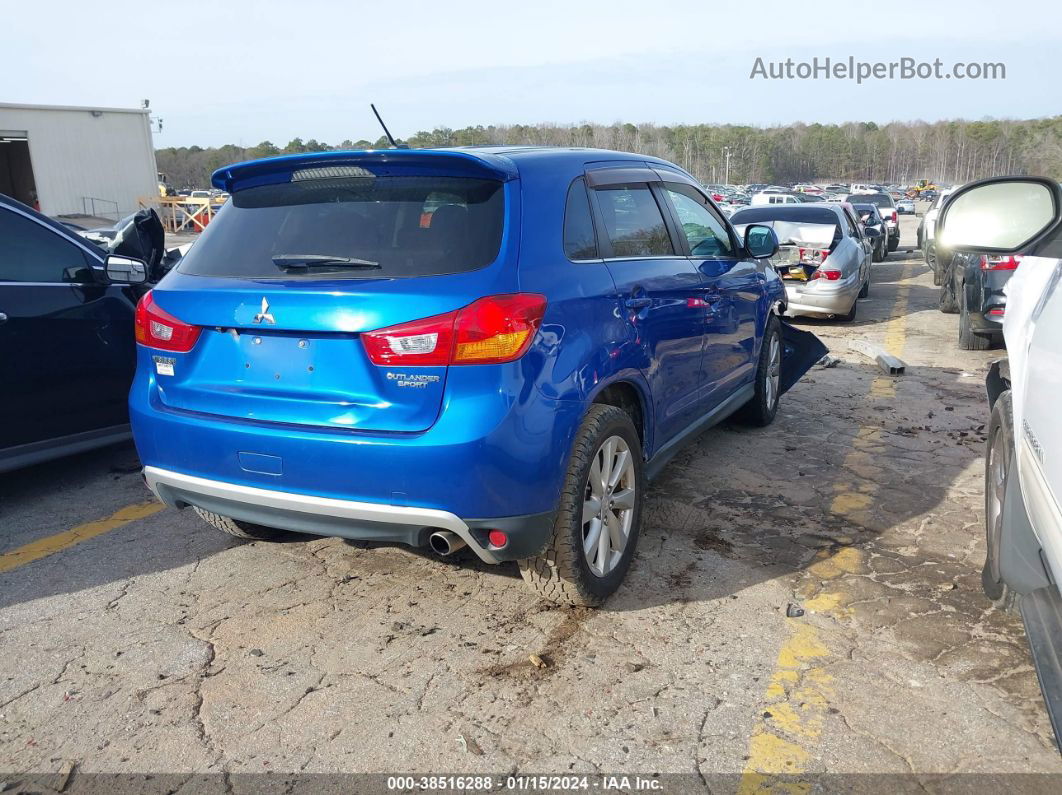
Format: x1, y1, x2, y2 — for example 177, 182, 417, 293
156, 116, 1062, 190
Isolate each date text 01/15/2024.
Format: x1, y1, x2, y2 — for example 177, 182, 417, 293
385, 775, 663, 791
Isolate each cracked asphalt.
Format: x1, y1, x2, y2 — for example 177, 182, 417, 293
2, 215, 1060, 791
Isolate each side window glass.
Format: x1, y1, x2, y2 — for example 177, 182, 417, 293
664, 184, 733, 257
841, 209, 858, 237
593, 184, 674, 257
563, 178, 598, 260
0, 209, 91, 283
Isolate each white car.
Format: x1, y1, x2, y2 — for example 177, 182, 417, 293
750, 192, 799, 206
918, 186, 958, 283
937, 176, 1062, 743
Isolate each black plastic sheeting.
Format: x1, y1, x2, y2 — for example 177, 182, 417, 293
779, 321, 828, 395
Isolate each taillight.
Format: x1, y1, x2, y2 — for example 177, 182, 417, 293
135, 291, 201, 352
360, 310, 457, 366
810, 269, 842, 281
980, 255, 1022, 271
799, 248, 829, 265
362, 294, 547, 367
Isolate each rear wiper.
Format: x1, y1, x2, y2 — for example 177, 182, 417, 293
271, 254, 380, 270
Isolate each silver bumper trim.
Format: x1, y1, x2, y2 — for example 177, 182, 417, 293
143, 466, 498, 563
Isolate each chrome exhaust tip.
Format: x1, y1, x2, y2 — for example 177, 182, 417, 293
429, 530, 467, 556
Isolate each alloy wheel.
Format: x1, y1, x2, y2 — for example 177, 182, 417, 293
765, 333, 781, 410
582, 435, 635, 577
986, 425, 1007, 581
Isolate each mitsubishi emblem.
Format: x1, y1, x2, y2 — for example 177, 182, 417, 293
253, 297, 275, 325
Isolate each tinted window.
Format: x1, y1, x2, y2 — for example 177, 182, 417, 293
664, 184, 732, 256
731, 206, 843, 243
860, 193, 895, 208
730, 207, 841, 226
563, 178, 598, 260
0, 208, 91, 283
593, 185, 674, 257
841, 209, 860, 237
178, 175, 505, 279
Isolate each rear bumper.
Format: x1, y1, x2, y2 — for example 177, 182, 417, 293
145, 465, 554, 563
130, 362, 584, 523
782, 280, 860, 317
968, 310, 1004, 335
973, 273, 1009, 334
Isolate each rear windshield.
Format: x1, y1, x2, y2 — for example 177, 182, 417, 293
178, 175, 504, 279
730, 207, 840, 227
859, 193, 895, 208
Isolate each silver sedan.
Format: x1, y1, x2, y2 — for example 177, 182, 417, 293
732, 203, 875, 322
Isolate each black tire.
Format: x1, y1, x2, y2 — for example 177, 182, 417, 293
939, 274, 959, 314
887, 236, 899, 252
838, 294, 858, 322
928, 243, 944, 285
958, 288, 991, 350
876, 240, 887, 262
859, 270, 870, 298
983, 392, 1018, 611
736, 316, 782, 427
518, 404, 644, 606
193, 506, 290, 541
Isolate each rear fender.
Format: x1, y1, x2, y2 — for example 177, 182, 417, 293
586, 374, 655, 456
986, 359, 1011, 408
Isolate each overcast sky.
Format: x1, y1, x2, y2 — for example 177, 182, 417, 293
5, 0, 1060, 147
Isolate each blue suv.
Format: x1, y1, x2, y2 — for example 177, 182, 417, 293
122, 147, 820, 605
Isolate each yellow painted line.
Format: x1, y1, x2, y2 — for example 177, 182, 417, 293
739, 263, 914, 791
0, 500, 163, 574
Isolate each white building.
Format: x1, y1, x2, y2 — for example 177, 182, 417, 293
0, 102, 158, 219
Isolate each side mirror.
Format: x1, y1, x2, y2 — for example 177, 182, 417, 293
745, 224, 779, 259
864, 227, 881, 239
937, 177, 1062, 255
105, 254, 148, 284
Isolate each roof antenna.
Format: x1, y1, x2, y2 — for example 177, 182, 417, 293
371, 103, 407, 149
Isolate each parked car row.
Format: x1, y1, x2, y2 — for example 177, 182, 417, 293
0, 146, 826, 605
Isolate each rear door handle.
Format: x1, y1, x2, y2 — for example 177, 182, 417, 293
624, 297, 652, 310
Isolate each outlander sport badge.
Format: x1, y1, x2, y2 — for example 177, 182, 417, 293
253, 297, 275, 325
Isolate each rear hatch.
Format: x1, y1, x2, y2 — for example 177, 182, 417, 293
145, 152, 517, 433
733, 214, 840, 286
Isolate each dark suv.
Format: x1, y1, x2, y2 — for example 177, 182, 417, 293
854, 193, 899, 252
937, 251, 1017, 349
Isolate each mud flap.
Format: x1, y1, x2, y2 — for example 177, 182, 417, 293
779, 321, 828, 395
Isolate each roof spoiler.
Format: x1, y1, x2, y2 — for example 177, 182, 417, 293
211, 150, 519, 193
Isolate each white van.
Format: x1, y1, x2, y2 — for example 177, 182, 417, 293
751, 192, 800, 206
